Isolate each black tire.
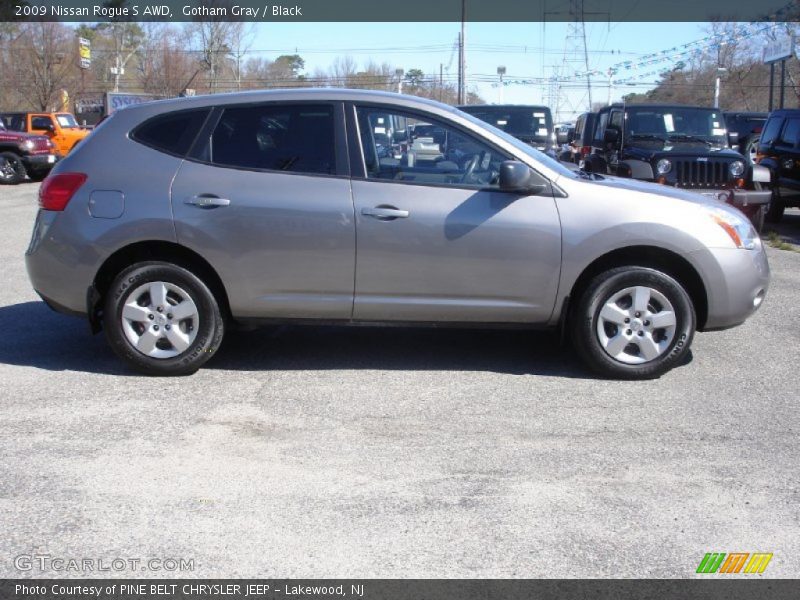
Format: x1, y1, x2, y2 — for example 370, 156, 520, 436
104, 261, 224, 376
765, 186, 785, 223
751, 182, 766, 233
0, 151, 27, 185
571, 267, 696, 380
752, 204, 766, 233
28, 170, 49, 182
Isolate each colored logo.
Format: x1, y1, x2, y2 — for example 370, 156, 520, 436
696, 552, 773, 574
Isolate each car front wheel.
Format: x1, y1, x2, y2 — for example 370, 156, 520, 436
571, 267, 695, 379
0, 152, 26, 184
104, 262, 224, 375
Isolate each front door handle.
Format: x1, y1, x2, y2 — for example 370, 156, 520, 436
185, 194, 231, 208
361, 206, 409, 220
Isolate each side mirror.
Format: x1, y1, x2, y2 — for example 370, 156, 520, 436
499, 161, 547, 195
728, 131, 739, 148
603, 128, 619, 145
566, 128, 576, 144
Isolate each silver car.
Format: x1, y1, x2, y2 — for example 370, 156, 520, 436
25, 89, 769, 378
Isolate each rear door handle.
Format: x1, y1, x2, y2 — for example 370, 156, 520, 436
185, 194, 231, 208
361, 206, 409, 220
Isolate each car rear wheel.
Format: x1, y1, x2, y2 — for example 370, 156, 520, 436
104, 262, 224, 376
0, 152, 26, 185
571, 267, 695, 379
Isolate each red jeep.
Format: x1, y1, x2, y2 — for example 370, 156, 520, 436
0, 120, 59, 184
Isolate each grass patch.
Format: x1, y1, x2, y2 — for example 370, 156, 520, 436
765, 230, 799, 252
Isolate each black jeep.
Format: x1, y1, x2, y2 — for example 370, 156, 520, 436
584, 104, 771, 230
755, 108, 800, 222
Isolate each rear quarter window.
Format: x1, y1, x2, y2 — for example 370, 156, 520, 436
131, 108, 211, 157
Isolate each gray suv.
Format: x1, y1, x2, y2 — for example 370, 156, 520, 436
26, 89, 770, 379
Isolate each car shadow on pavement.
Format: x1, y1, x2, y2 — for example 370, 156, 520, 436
764, 207, 800, 245
0, 301, 594, 377
209, 324, 593, 378
0, 301, 131, 375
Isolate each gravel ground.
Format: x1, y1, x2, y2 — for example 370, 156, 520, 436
0, 182, 798, 578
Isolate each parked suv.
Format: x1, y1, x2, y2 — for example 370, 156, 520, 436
457, 104, 557, 157
26, 90, 769, 379
0, 111, 90, 157
0, 120, 58, 184
560, 111, 596, 165
584, 104, 771, 230
756, 108, 800, 222
724, 111, 767, 164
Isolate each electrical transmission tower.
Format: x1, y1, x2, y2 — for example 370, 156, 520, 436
555, 0, 593, 122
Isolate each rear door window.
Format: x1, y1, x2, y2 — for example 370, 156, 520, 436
209, 103, 336, 175
132, 108, 211, 157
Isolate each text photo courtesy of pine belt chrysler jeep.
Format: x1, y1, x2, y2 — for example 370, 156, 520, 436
25, 90, 770, 379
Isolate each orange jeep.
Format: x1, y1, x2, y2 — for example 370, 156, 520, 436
0, 112, 91, 157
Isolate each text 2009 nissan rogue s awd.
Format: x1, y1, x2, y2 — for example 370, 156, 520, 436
26, 89, 769, 378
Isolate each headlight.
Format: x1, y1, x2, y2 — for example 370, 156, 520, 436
708, 207, 758, 250
656, 158, 671, 174
19, 139, 34, 152
728, 160, 745, 177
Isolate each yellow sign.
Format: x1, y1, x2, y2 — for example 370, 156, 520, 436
78, 37, 91, 69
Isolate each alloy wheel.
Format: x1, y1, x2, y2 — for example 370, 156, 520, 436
120, 281, 199, 358
595, 285, 677, 365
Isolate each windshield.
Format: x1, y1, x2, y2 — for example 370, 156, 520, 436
453, 108, 577, 179
56, 113, 79, 128
624, 107, 727, 145
459, 106, 553, 142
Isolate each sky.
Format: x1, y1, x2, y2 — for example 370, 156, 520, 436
243, 21, 710, 122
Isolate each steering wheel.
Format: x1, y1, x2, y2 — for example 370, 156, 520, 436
460, 152, 483, 183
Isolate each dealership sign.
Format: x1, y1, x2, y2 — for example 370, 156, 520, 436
104, 92, 160, 114
78, 37, 91, 69
763, 36, 794, 64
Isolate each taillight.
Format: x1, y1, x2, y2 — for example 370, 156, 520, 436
580, 145, 591, 157
38, 173, 87, 211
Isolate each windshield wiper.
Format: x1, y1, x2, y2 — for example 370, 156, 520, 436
629, 133, 667, 142
667, 134, 713, 146
576, 168, 604, 181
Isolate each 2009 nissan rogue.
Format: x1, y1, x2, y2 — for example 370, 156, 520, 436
25, 89, 770, 378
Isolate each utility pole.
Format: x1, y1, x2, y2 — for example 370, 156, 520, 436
458, 0, 466, 105
497, 66, 506, 103
439, 63, 444, 101
396, 68, 404, 94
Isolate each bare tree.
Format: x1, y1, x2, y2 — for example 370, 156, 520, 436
12, 22, 78, 111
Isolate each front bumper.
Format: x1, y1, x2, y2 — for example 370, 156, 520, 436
729, 188, 771, 207
22, 153, 59, 172
691, 244, 770, 331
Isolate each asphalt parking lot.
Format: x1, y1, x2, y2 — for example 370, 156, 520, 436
0, 181, 798, 578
